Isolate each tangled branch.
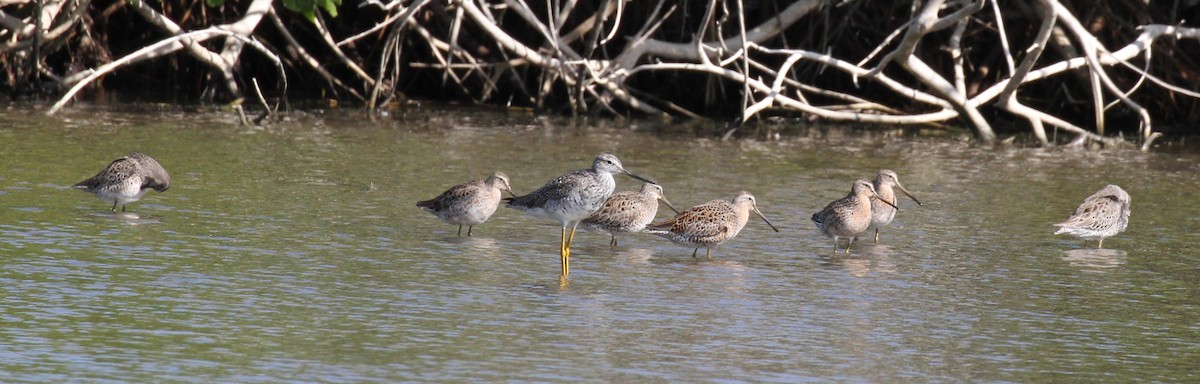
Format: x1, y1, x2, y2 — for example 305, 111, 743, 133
5, 0, 1198, 147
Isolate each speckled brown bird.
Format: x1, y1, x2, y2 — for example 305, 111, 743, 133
1054, 184, 1130, 248
417, 172, 513, 237
812, 179, 897, 253
643, 191, 779, 258
581, 183, 679, 247
73, 152, 170, 212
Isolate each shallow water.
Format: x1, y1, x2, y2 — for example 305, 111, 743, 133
1, 105, 1198, 382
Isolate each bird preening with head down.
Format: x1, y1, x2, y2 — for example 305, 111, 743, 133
73, 152, 170, 212
1054, 184, 1130, 248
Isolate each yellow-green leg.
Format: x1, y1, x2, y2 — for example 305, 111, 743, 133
559, 226, 569, 276
559, 222, 580, 276
873, 228, 880, 243
566, 223, 579, 250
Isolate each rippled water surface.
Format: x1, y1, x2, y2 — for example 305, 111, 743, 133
1, 106, 1198, 382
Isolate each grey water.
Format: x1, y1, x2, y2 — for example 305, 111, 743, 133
1, 105, 1198, 382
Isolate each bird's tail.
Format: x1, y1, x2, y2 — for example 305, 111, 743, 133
503, 194, 535, 210
642, 219, 673, 234
415, 199, 439, 212
71, 178, 95, 190
1052, 223, 1070, 235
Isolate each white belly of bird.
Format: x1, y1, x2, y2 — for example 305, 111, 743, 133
96, 177, 146, 206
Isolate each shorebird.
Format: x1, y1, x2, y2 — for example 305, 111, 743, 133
73, 152, 170, 212
864, 170, 923, 243
1054, 184, 1130, 248
643, 191, 779, 258
812, 179, 898, 253
581, 183, 680, 247
505, 153, 655, 276
416, 171, 513, 237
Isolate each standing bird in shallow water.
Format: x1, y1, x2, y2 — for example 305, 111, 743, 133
864, 170, 923, 243
643, 191, 779, 258
1054, 184, 1130, 248
416, 172, 513, 237
581, 183, 680, 247
505, 153, 655, 277
812, 179, 898, 253
73, 152, 171, 212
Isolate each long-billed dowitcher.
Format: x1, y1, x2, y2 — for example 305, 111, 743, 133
643, 191, 779, 258
812, 179, 898, 253
505, 153, 655, 276
581, 182, 680, 247
864, 170, 923, 243
1054, 184, 1130, 248
416, 171, 513, 237
73, 152, 170, 212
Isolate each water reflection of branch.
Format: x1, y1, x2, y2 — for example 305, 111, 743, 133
1062, 248, 1126, 273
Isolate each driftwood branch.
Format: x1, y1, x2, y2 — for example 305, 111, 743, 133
9, 0, 1200, 148
389, 0, 1200, 149
48, 28, 285, 115
44, 0, 279, 114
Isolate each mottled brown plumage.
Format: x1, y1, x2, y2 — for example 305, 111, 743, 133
581, 183, 679, 247
1054, 184, 1130, 248
73, 152, 170, 212
417, 172, 513, 236
812, 179, 896, 253
644, 191, 779, 258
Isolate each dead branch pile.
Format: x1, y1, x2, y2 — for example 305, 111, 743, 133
3, 0, 1199, 149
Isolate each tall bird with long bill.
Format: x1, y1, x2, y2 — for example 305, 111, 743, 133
505, 153, 655, 277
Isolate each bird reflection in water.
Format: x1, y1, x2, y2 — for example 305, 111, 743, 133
612, 247, 656, 265
820, 244, 897, 278
446, 236, 502, 259
1062, 248, 1126, 273
92, 211, 161, 226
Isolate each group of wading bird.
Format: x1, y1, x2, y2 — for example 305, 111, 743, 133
410, 153, 1131, 277
72, 152, 1132, 278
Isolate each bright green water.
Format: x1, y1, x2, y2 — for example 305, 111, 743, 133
1, 105, 1198, 382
